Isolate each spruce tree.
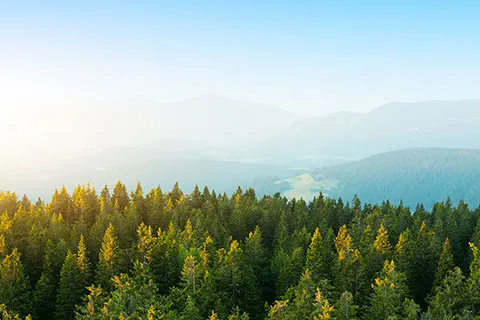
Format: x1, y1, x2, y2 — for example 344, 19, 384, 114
305, 228, 334, 287
56, 236, 91, 320
33, 240, 57, 320
112, 181, 130, 213
334, 225, 360, 298
367, 260, 419, 320
55, 250, 82, 320
333, 291, 358, 320
428, 267, 466, 318
433, 237, 455, 289
95, 223, 120, 292
0, 249, 31, 317
466, 242, 480, 313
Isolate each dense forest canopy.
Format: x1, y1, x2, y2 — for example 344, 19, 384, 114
1, 182, 480, 319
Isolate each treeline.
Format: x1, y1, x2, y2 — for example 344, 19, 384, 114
1, 182, 480, 319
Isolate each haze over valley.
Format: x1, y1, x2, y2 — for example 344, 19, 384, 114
2, 96, 480, 209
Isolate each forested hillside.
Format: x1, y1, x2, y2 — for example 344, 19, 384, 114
1, 183, 480, 319
312, 148, 480, 209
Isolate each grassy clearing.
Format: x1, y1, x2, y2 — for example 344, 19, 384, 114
277, 173, 338, 201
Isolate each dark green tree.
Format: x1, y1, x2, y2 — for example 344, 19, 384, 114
0, 249, 31, 317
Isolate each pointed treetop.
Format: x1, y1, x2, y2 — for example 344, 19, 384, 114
374, 223, 392, 254
77, 234, 90, 272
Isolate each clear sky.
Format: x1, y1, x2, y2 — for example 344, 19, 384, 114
1, 1, 480, 116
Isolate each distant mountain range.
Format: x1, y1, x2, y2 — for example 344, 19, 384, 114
70, 95, 301, 148
243, 100, 480, 166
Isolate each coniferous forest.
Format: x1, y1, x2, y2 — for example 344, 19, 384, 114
1, 182, 480, 319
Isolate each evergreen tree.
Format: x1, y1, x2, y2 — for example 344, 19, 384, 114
77, 261, 175, 319
433, 237, 455, 290
132, 182, 148, 222
56, 236, 91, 320
244, 226, 270, 301
55, 250, 83, 320
215, 240, 260, 318
276, 247, 305, 297
466, 242, 480, 314
333, 291, 358, 320
367, 260, 419, 320
169, 182, 184, 207
305, 227, 334, 287
47, 186, 74, 222
112, 181, 130, 213
0, 249, 31, 317
407, 221, 438, 307
95, 223, 120, 292
77, 234, 91, 289
334, 225, 360, 298
179, 295, 202, 320
428, 267, 467, 319
33, 240, 57, 320
181, 255, 201, 298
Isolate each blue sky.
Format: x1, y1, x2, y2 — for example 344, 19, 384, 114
1, 1, 480, 115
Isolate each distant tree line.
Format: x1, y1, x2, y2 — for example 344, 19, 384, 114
1, 182, 480, 319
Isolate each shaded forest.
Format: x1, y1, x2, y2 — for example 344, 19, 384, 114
1, 182, 480, 319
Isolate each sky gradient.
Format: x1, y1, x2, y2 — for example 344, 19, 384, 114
1, 1, 480, 116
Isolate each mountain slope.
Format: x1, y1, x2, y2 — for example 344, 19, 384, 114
311, 148, 480, 209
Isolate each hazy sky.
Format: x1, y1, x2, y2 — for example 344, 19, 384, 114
1, 1, 480, 116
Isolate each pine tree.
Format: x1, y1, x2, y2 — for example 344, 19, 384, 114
55, 236, 91, 320
333, 291, 358, 320
466, 242, 480, 313
181, 255, 200, 298
407, 221, 438, 308
55, 250, 84, 320
112, 181, 130, 213
357, 223, 392, 306
99, 185, 113, 216
305, 228, 334, 287
244, 226, 269, 302
428, 267, 467, 319
312, 288, 334, 320
179, 295, 202, 320
132, 182, 148, 222
77, 234, 91, 289
276, 247, 305, 297
334, 225, 360, 297
0, 249, 31, 317
47, 186, 74, 222
77, 261, 175, 319
433, 237, 454, 290
95, 223, 120, 292
215, 240, 260, 317
145, 186, 168, 230
367, 260, 419, 320
169, 182, 184, 207
33, 240, 57, 320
